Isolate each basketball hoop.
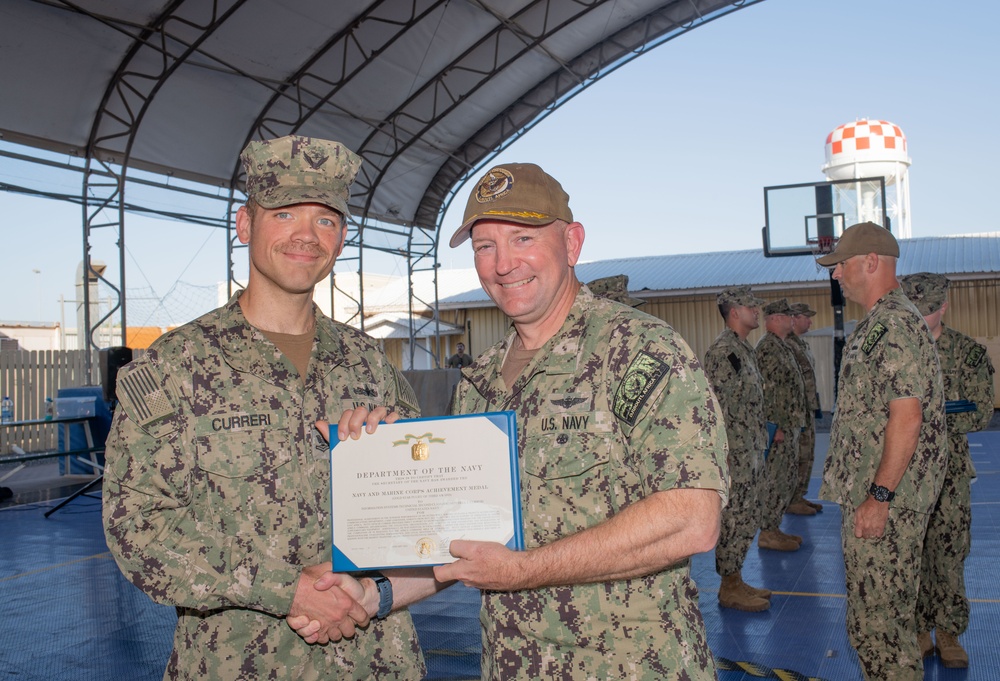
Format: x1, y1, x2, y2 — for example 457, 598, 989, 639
808, 236, 838, 272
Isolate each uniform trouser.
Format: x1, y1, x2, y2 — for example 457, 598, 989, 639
841, 503, 929, 681
915, 440, 972, 635
794, 413, 816, 499
760, 428, 799, 532
716, 448, 762, 576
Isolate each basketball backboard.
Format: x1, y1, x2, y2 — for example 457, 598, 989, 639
762, 177, 888, 257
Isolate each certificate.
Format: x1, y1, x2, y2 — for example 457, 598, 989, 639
330, 411, 523, 571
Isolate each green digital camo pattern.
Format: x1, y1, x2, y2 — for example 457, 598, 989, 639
841, 503, 929, 681
102, 293, 424, 681
786, 333, 819, 498
819, 287, 945, 679
451, 286, 728, 681
916, 325, 995, 634
703, 328, 767, 575
820, 287, 946, 513
755, 332, 806, 530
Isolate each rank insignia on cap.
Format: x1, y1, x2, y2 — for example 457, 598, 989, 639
117, 363, 177, 427
475, 167, 514, 203
613, 351, 669, 426
862, 322, 888, 355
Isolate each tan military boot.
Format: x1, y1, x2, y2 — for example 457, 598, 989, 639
758, 529, 799, 551
719, 574, 770, 612
739, 577, 772, 600
936, 631, 968, 668
786, 499, 817, 516
777, 529, 803, 545
804, 498, 823, 512
917, 631, 934, 658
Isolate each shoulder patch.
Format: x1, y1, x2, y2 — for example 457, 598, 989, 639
965, 344, 985, 368
613, 351, 669, 426
117, 363, 177, 427
392, 365, 421, 416
727, 352, 741, 373
862, 321, 888, 355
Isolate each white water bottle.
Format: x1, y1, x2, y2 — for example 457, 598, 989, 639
1, 396, 13, 424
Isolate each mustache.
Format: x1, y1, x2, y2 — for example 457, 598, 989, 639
276, 243, 327, 257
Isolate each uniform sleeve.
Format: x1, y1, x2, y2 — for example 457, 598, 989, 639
102, 361, 301, 616
867, 314, 933, 404
613, 331, 729, 505
949, 339, 995, 435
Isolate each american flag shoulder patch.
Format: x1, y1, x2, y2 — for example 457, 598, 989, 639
118, 363, 177, 427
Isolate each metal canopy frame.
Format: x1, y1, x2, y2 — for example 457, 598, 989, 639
0, 0, 761, 374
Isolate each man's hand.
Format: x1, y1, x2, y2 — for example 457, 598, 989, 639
315, 406, 399, 445
773, 427, 785, 444
853, 497, 890, 539
286, 564, 369, 645
432, 540, 528, 590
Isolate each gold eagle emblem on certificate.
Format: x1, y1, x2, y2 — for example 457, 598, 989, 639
393, 432, 445, 459
416, 537, 436, 558
411, 440, 429, 460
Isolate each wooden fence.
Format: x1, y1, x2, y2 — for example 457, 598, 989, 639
1, 350, 100, 452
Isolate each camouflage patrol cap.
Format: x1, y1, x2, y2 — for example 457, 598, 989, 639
717, 286, 765, 308
586, 275, 644, 307
450, 163, 573, 247
789, 302, 817, 317
762, 298, 793, 316
899, 272, 949, 315
815, 221, 899, 266
241, 135, 362, 216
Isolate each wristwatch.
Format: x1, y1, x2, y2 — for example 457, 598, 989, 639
369, 573, 393, 619
869, 482, 895, 503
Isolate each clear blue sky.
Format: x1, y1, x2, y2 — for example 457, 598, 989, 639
2, 0, 998, 325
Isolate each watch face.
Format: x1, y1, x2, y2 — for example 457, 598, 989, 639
870, 483, 892, 502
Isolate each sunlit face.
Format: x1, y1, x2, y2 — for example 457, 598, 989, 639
733, 305, 760, 333
792, 314, 813, 335
470, 219, 583, 334
236, 202, 345, 296
831, 255, 866, 305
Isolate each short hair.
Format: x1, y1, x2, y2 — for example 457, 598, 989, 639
718, 302, 734, 320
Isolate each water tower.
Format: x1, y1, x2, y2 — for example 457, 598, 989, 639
822, 119, 912, 238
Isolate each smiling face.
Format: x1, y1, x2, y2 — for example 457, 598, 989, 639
470, 219, 584, 346
236, 201, 346, 298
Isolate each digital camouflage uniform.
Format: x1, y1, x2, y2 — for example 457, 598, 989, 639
103, 293, 425, 681
755, 331, 806, 532
916, 325, 995, 635
785, 332, 820, 499
451, 286, 729, 681
704, 328, 767, 576
819, 287, 946, 681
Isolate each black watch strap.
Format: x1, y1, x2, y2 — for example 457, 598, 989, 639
869, 482, 895, 503
370, 573, 393, 619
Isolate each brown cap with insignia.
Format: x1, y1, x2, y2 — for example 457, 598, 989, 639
450, 163, 573, 248
816, 221, 899, 266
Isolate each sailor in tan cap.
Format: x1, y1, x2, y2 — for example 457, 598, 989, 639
817, 223, 947, 678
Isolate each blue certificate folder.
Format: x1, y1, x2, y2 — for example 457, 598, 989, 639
330, 411, 524, 571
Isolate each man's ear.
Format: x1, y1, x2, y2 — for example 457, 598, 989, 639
565, 221, 585, 267
235, 205, 252, 245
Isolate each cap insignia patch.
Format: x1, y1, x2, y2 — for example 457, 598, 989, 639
475, 167, 514, 204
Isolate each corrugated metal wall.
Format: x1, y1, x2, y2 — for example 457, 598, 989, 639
388, 278, 998, 408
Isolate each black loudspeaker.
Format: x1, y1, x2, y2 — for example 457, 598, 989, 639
100, 346, 133, 403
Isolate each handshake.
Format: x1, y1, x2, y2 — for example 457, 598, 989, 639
285, 564, 378, 645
